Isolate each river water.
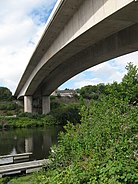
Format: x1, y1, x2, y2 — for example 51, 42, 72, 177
0, 126, 63, 162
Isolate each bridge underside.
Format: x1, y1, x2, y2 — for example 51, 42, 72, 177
40, 23, 138, 96
15, 0, 138, 114
23, 23, 138, 114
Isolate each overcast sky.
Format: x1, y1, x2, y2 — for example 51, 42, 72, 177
0, 0, 138, 94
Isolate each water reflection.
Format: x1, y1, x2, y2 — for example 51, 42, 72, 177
0, 126, 62, 160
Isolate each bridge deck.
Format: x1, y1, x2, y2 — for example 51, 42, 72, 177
0, 159, 49, 178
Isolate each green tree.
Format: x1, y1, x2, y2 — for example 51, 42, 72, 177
79, 84, 106, 100
121, 62, 138, 104
0, 87, 12, 100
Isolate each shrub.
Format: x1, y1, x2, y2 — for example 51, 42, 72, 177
50, 104, 81, 125
43, 96, 138, 183
0, 87, 12, 101
41, 115, 59, 125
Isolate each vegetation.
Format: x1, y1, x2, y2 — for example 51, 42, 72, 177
78, 63, 138, 104
0, 89, 81, 129
41, 97, 137, 184
0, 87, 12, 101
0, 103, 81, 129
0, 63, 138, 183
0, 87, 20, 116
77, 83, 106, 100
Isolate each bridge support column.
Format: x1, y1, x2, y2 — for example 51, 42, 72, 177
24, 96, 33, 113
42, 96, 50, 114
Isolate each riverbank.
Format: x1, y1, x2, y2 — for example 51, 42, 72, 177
0, 114, 58, 129
0, 103, 81, 129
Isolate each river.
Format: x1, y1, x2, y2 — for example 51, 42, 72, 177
0, 126, 63, 161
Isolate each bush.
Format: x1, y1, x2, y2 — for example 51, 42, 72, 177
17, 112, 42, 119
50, 104, 81, 125
41, 115, 59, 125
0, 103, 17, 110
41, 96, 138, 183
0, 87, 12, 101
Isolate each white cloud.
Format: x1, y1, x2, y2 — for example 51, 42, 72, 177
73, 78, 103, 89
0, 0, 57, 93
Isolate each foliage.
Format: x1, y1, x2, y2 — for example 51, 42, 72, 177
0, 103, 80, 129
0, 87, 21, 116
121, 62, 138, 104
42, 96, 137, 184
0, 114, 58, 129
0, 103, 17, 111
8, 95, 137, 183
104, 63, 138, 104
17, 112, 43, 119
7, 175, 35, 184
32, 63, 138, 183
79, 83, 106, 100
0, 87, 12, 101
78, 63, 138, 105
51, 104, 81, 125
0, 177, 10, 184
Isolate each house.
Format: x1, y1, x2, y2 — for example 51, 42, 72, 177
52, 89, 77, 98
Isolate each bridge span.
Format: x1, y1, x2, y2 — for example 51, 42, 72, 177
15, 0, 138, 114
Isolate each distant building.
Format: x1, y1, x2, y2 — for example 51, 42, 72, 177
52, 89, 77, 98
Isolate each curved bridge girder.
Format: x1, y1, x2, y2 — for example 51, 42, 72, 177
15, 0, 138, 99
40, 23, 138, 96
31, 23, 138, 96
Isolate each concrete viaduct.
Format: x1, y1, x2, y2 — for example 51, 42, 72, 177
15, 0, 138, 114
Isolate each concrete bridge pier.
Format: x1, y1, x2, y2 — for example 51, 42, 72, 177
42, 96, 50, 114
24, 96, 50, 114
24, 96, 33, 113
